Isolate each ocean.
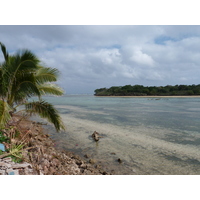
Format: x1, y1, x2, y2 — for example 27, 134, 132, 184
41, 95, 200, 175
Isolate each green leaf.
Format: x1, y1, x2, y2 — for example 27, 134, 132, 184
25, 100, 65, 132
38, 83, 64, 96
0, 100, 11, 128
35, 66, 59, 84
0, 42, 65, 131
0, 42, 9, 61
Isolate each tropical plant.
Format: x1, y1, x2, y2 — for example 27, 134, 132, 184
0, 42, 65, 131
0, 126, 31, 162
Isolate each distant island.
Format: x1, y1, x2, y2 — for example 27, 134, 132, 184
94, 84, 200, 96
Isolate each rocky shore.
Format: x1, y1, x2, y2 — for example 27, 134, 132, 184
0, 115, 111, 175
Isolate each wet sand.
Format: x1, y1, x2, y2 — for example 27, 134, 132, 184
49, 105, 200, 175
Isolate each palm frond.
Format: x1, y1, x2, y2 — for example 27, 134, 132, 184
0, 42, 9, 61
0, 43, 65, 131
0, 100, 11, 128
6, 72, 41, 106
35, 66, 60, 84
11, 81, 41, 105
2, 50, 41, 105
13, 49, 40, 72
38, 83, 64, 96
15, 72, 40, 96
0, 60, 11, 98
25, 100, 65, 132
0, 67, 7, 98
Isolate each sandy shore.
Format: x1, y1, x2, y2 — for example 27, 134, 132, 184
95, 95, 200, 98
49, 104, 200, 175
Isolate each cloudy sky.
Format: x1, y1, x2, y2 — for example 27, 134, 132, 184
1, 25, 200, 94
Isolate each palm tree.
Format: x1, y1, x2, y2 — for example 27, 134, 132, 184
0, 42, 65, 131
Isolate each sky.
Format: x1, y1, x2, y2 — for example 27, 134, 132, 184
1, 25, 200, 94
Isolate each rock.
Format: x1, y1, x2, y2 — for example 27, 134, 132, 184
84, 154, 90, 158
24, 167, 33, 175
70, 164, 80, 174
75, 160, 82, 166
0, 115, 110, 175
43, 165, 49, 174
2, 157, 12, 162
12, 162, 31, 169
95, 164, 101, 169
117, 158, 122, 163
132, 169, 137, 173
80, 163, 87, 169
51, 158, 60, 167
92, 131, 100, 142
47, 154, 53, 160
49, 166, 56, 174
89, 159, 96, 164
80, 168, 85, 173
0, 170, 6, 175
43, 159, 50, 168
39, 170, 44, 175
0, 162, 12, 169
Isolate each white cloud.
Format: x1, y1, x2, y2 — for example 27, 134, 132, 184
130, 50, 155, 67
1, 25, 200, 93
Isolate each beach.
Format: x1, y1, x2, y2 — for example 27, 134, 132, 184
49, 108, 200, 175
44, 95, 200, 175
2, 95, 200, 175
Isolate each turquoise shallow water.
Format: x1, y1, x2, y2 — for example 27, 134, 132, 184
41, 95, 200, 174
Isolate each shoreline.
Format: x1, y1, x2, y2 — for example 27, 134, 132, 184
94, 95, 200, 98
52, 102, 200, 175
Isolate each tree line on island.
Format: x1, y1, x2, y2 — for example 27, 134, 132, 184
94, 84, 200, 96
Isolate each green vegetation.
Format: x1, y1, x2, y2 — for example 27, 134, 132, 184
0, 126, 30, 162
94, 84, 200, 96
0, 42, 65, 131
0, 130, 9, 143
0, 42, 66, 163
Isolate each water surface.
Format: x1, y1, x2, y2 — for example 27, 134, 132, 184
42, 95, 200, 174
